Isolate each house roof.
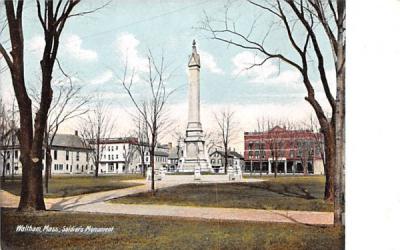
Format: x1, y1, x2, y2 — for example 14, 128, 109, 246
0, 133, 90, 150
155, 150, 169, 157
210, 150, 244, 159
51, 134, 89, 150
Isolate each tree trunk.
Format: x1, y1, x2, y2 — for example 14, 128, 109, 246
303, 159, 308, 175
150, 149, 155, 192
224, 150, 228, 174
45, 147, 52, 193
95, 139, 100, 178
323, 127, 335, 202
274, 161, 277, 178
2, 156, 6, 183
18, 148, 46, 211
95, 160, 99, 177
334, 22, 346, 225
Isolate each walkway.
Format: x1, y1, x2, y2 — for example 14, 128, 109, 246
0, 175, 333, 225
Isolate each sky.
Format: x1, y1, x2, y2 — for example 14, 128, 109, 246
0, 0, 337, 153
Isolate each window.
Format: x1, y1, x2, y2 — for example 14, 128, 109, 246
54, 164, 63, 171
14, 150, 18, 159
111, 146, 114, 151
86, 152, 89, 162
85, 165, 88, 170
91, 165, 93, 170
66, 151, 69, 161
66, 164, 69, 170
116, 154, 118, 159
76, 152, 80, 161
6, 151, 10, 159
76, 164, 79, 170
123, 145, 125, 150
54, 150, 57, 160
108, 155, 110, 160
112, 155, 114, 160
116, 146, 118, 150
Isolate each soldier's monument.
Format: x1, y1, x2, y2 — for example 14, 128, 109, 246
179, 40, 211, 172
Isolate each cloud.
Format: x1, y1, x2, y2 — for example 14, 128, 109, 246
232, 51, 278, 83
64, 34, 97, 61
115, 33, 148, 74
198, 49, 224, 74
28, 35, 45, 56
89, 70, 114, 85
231, 51, 303, 87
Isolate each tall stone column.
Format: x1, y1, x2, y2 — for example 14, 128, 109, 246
181, 40, 211, 172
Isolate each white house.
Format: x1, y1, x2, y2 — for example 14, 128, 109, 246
0, 132, 93, 176
94, 137, 169, 175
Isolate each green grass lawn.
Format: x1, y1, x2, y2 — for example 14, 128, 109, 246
1, 208, 344, 250
111, 176, 332, 212
0, 174, 144, 198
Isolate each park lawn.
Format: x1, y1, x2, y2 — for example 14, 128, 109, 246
111, 176, 333, 212
0, 174, 144, 198
1, 208, 344, 250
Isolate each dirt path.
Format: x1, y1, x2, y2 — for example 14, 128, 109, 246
1, 175, 332, 225
66, 202, 333, 225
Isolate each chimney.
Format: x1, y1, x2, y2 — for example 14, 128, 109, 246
75, 130, 78, 136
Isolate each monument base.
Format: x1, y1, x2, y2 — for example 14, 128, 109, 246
178, 158, 211, 172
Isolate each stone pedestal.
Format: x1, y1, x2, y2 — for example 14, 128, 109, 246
228, 166, 235, 181
146, 167, 152, 181
194, 166, 201, 180
235, 166, 242, 180
180, 40, 211, 172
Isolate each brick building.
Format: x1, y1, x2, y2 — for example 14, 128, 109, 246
244, 126, 324, 175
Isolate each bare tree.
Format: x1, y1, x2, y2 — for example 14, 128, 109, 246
121, 52, 174, 192
132, 116, 149, 177
214, 109, 237, 174
0, 0, 107, 211
256, 117, 268, 176
31, 79, 88, 192
201, 0, 345, 224
0, 98, 12, 182
267, 121, 285, 178
120, 134, 136, 174
79, 99, 114, 178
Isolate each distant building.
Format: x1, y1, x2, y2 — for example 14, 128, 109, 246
0, 131, 93, 176
209, 149, 244, 173
50, 133, 93, 174
96, 137, 137, 174
243, 126, 324, 175
95, 137, 169, 174
1, 133, 171, 176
